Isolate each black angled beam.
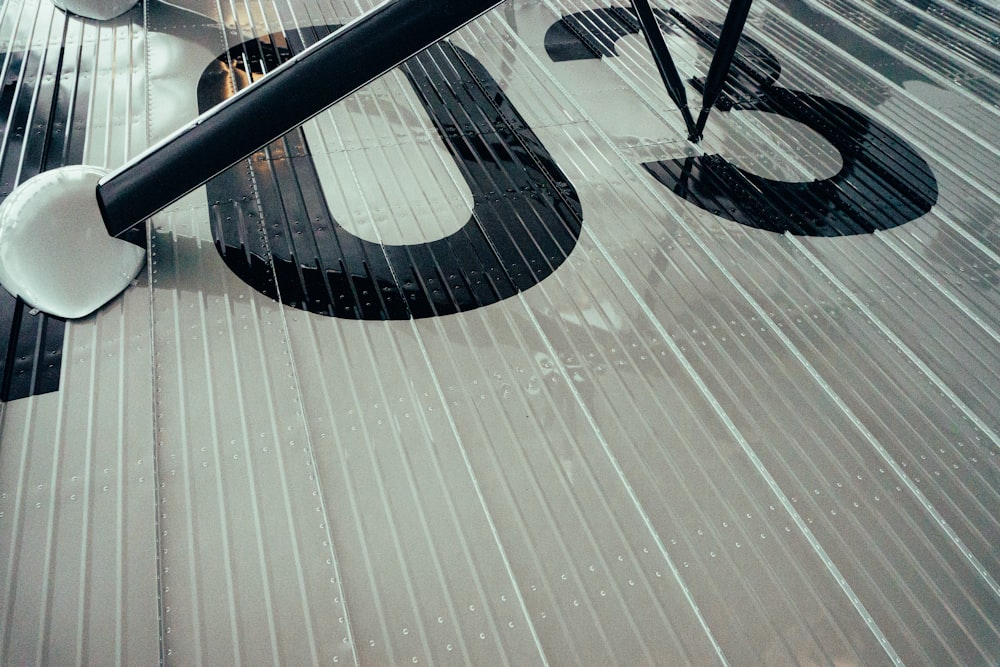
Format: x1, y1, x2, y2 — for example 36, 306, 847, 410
629, 0, 697, 139
691, 0, 755, 140
97, 0, 508, 237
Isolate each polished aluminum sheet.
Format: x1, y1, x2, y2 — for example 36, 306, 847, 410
1, 0, 999, 663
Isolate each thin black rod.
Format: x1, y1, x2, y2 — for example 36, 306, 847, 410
97, 0, 506, 237
691, 0, 754, 141
629, 0, 697, 139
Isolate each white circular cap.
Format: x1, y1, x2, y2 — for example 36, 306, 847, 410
51, 0, 138, 20
0, 165, 146, 319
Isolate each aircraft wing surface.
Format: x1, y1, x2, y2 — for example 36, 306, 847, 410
2, 0, 999, 663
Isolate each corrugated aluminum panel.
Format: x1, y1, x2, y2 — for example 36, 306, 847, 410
0, 3, 158, 663
2, 0, 998, 663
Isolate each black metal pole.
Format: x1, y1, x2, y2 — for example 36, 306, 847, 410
690, 0, 754, 141
629, 0, 697, 140
97, 0, 507, 237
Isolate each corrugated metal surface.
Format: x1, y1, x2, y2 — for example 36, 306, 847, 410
0, 2, 157, 663
2, 0, 999, 663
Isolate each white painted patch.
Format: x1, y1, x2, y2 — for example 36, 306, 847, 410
0, 166, 146, 319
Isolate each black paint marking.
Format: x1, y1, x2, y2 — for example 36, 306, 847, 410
546, 6, 938, 235
0, 298, 64, 403
199, 28, 582, 319
544, 7, 780, 107
1, 20, 146, 401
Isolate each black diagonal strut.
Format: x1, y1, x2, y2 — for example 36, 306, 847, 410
629, 0, 697, 139
97, 0, 508, 237
691, 0, 754, 141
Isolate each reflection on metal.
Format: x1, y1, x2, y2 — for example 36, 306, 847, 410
1, 0, 999, 664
